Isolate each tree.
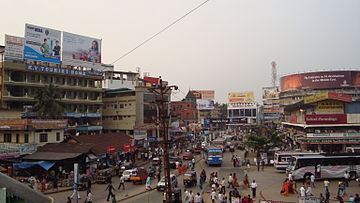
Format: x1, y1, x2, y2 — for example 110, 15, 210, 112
33, 83, 64, 119
217, 103, 227, 119
244, 128, 285, 154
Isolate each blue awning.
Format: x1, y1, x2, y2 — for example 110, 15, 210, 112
13, 161, 55, 171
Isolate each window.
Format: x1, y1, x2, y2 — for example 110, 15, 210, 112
4, 133, 11, 142
16, 134, 19, 143
24, 134, 29, 143
120, 104, 124, 108
40, 133, 48, 142
56, 132, 61, 141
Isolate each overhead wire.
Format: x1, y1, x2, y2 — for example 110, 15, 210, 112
111, 0, 211, 64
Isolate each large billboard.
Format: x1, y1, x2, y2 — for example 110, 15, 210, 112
24, 24, 61, 63
280, 71, 360, 92
228, 92, 254, 103
4, 34, 24, 61
262, 87, 280, 99
62, 32, 102, 70
197, 99, 214, 110
193, 90, 215, 100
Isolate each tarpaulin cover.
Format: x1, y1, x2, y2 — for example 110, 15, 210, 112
13, 161, 55, 171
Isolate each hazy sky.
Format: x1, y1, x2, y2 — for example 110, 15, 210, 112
1, 0, 360, 103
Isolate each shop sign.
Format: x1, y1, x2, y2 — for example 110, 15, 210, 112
227, 102, 257, 109
304, 92, 352, 104
26, 65, 102, 76
299, 138, 360, 144
28, 119, 67, 129
316, 101, 344, 112
305, 114, 347, 124
304, 93, 328, 104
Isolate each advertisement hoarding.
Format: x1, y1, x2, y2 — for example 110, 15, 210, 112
24, 24, 61, 63
62, 32, 102, 70
305, 114, 347, 125
228, 92, 254, 103
304, 92, 352, 104
4, 34, 24, 61
280, 71, 356, 92
227, 102, 256, 109
27, 119, 68, 129
316, 101, 344, 112
197, 99, 214, 110
262, 87, 280, 99
193, 90, 215, 100
144, 77, 160, 87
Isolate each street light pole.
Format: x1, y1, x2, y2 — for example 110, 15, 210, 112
148, 78, 177, 203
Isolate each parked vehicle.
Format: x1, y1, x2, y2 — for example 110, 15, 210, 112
122, 169, 137, 181
96, 168, 113, 184
157, 174, 178, 191
183, 171, 197, 188
130, 167, 148, 184
182, 152, 193, 160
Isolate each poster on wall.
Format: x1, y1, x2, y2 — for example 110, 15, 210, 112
4, 34, 24, 61
24, 24, 61, 63
62, 32, 102, 70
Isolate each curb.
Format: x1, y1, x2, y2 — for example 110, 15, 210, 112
117, 187, 156, 202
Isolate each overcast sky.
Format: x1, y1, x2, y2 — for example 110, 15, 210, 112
1, 0, 360, 103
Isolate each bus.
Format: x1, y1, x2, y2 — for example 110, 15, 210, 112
286, 155, 360, 180
204, 147, 223, 166
273, 151, 320, 170
212, 138, 226, 151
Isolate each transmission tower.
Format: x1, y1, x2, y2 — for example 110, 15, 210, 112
271, 61, 277, 87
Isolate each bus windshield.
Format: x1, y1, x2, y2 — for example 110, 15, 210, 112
208, 151, 222, 156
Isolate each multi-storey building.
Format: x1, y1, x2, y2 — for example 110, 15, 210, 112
170, 90, 198, 126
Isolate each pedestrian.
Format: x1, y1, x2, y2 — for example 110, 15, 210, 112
146, 175, 152, 190
118, 175, 125, 190
158, 172, 161, 182
306, 185, 313, 196
310, 174, 315, 188
87, 178, 92, 191
195, 192, 203, 203
105, 182, 116, 202
319, 193, 325, 203
349, 195, 355, 203
250, 180, 257, 198
184, 189, 190, 203
324, 179, 330, 193
85, 190, 93, 203
218, 192, 224, 203
221, 177, 226, 193
66, 197, 71, 203
354, 194, 360, 203
70, 183, 80, 200
111, 194, 116, 203
260, 159, 265, 171
243, 174, 249, 188
299, 185, 306, 203
192, 158, 196, 169
344, 171, 350, 187
40, 177, 46, 193
189, 190, 195, 203
232, 173, 239, 187
211, 189, 217, 203
337, 181, 346, 197
228, 174, 233, 188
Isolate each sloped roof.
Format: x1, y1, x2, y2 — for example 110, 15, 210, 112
37, 143, 93, 153
23, 152, 83, 161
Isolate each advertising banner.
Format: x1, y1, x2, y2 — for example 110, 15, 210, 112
4, 34, 24, 61
24, 24, 61, 63
304, 92, 352, 104
316, 100, 344, 112
62, 32, 102, 70
281, 71, 353, 91
262, 87, 280, 99
228, 92, 254, 103
197, 99, 214, 110
27, 119, 68, 129
144, 77, 160, 87
305, 114, 347, 125
227, 102, 256, 109
193, 90, 215, 100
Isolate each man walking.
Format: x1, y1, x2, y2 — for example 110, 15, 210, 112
118, 175, 125, 190
228, 174, 233, 188
250, 180, 258, 198
105, 181, 116, 202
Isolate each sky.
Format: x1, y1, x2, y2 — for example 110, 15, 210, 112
1, 0, 360, 103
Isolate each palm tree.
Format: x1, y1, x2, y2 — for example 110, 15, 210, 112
33, 83, 64, 119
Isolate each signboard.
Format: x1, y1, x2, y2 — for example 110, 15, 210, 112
298, 137, 360, 144
227, 102, 257, 109
316, 100, 344, 112
193, 90, 215, 100
27, 119, 68, 129
24, 24, 61, 63
26, 65, 102, 76
280, 71, 355, 91
305, 114, 347, 125
134, 129, 147, 140
262, 87, 280, 99
106, 146, 116, 153
197, 99, 214, 110
304, 92, 352, 104
0, 119, 26, 130
228, 92, 254, 103
144, 77, 160, 87
4, 34, 24, 61
307, 132, 360, 137
62, 32, 102, 70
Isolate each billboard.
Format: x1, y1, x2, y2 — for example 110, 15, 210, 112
228, 92, 254, 103
305, 114, 347, 125
316, 101, 344, 112
227, 102, 257, 109
62, 32, 102, 70
144, 77, 160, 87
304, 92, 352, 104
24, 24, 61, 63
193, 90, 215, 100
280, 71, 357, 92
197, 99, 214, 110
262, 87, 280, 99
4, 34, 24, 61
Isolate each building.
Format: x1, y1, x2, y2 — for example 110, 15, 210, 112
262, 86, 281, 125
227, 92, 259, 126
280, 70, 360, 152
170, 90, 198, 126
0, 119, 67, 159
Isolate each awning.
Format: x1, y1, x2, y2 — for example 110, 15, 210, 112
13, 161, 55, 170
23, 152, 83, 161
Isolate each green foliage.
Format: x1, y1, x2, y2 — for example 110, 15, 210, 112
244, 128, 285, 153
33, 83, 64, 119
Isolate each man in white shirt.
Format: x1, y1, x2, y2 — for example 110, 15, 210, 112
250, 180, 258, 198
211, 189, 217, 203
299, 186, 306, 203
184, 189, 190, 203
218, 192, 224, 203
310, 174, 315, 188
228, 174, 233, 188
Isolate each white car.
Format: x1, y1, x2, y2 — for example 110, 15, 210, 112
122, 169, 137, 181
157, 174, 178, 191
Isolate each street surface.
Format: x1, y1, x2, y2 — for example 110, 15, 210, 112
49, 148, 360, 203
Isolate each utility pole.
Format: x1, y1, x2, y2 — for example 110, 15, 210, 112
148, 78, 177, 203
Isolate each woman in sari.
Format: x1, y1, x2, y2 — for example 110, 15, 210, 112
233, 173, 240, 187
243, 174, 249, 188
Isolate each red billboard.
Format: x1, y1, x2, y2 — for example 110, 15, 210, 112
280, 71, 360, 92
144, 77, 160, 87
305, 114, 347, 125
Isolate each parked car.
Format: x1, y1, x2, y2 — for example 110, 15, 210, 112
122, 169, 137, 181
169, 157, 182, 169
157, 174, 178, 191
183, 152, 194, 160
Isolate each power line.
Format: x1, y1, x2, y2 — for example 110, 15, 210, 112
111, 0, 211, 64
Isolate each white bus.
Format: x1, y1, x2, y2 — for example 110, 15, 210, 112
287, 155, 360, 180
273, 151, 320, 170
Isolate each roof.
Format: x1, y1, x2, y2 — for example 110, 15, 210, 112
37, 143, 93, 153
69, 133, 132, 155
23, 152, 83, 160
